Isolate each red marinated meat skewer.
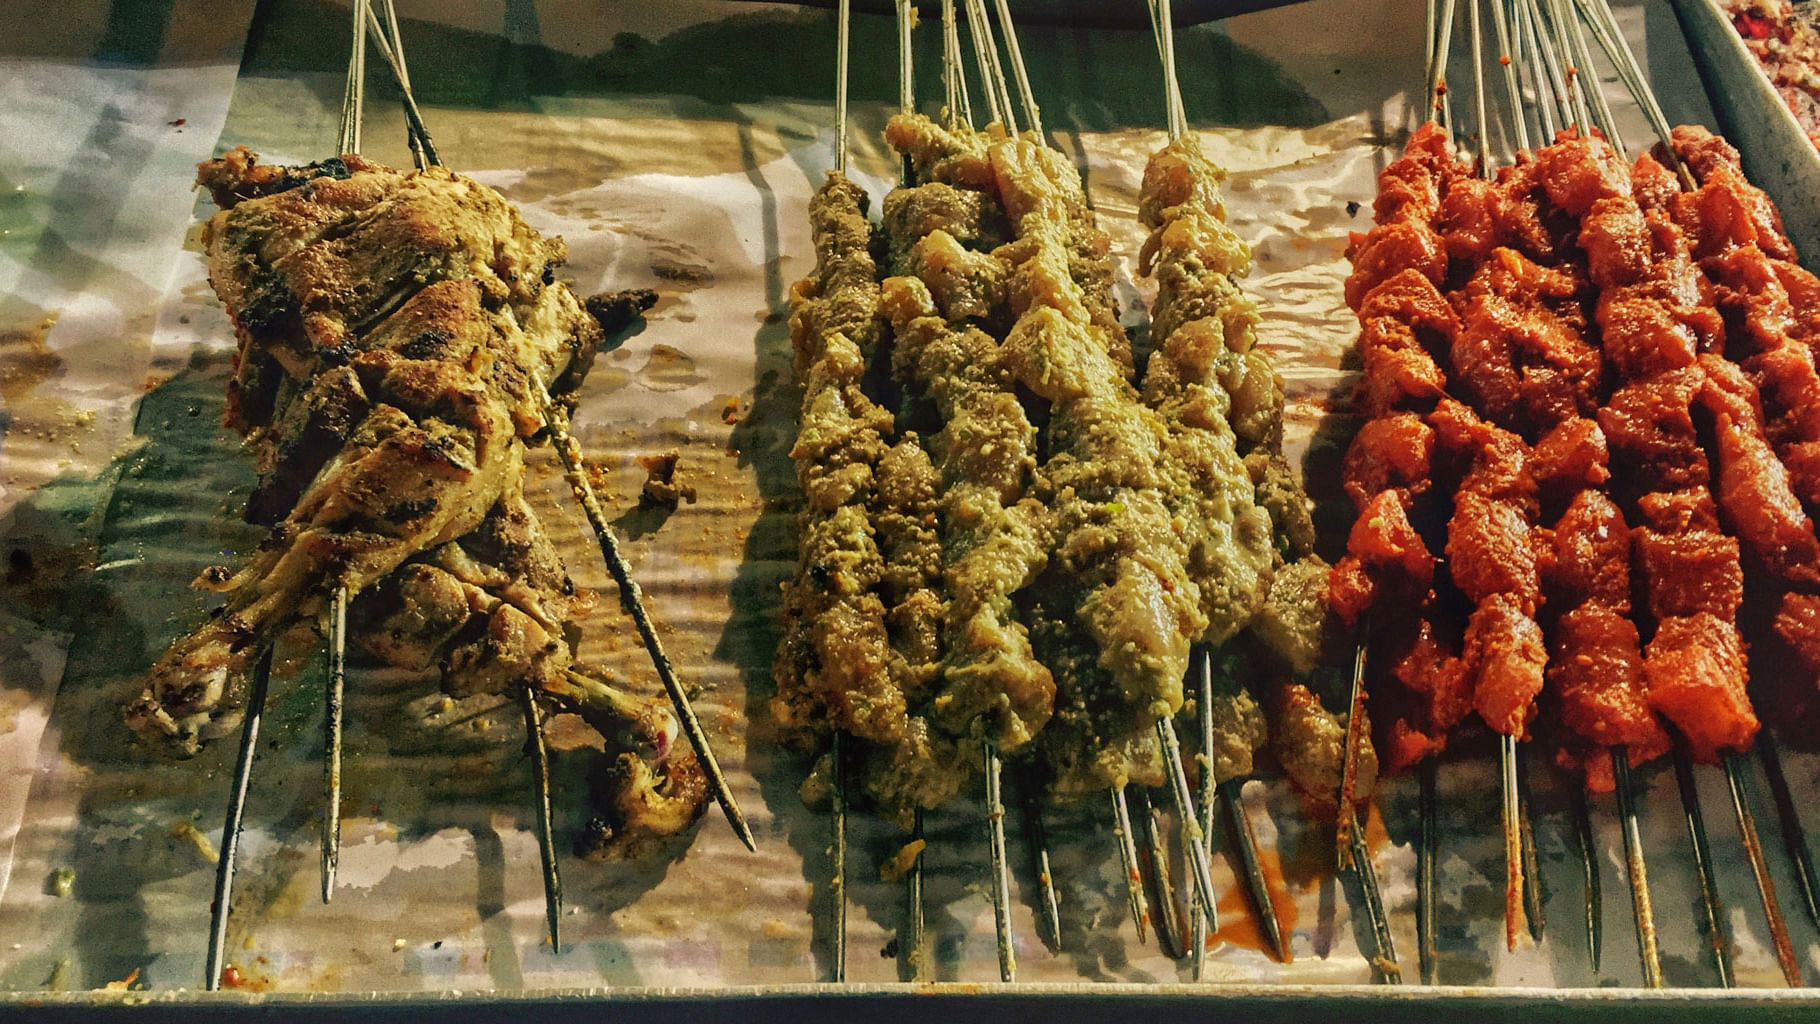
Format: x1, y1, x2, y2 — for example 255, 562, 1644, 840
1665, 127, 1820, 686
1332, 125, 1477, 784
1545, 133, 1768, 766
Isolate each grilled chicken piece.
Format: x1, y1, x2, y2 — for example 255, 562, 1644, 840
131, 148, 606, 751
131, 148, 699, 855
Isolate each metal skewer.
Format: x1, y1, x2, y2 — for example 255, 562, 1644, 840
335, 0, 368, 157
990, 0, 1043, 136
1517, 0, 1561, 140
1331, 639, 1399, 975
1488, 0, 1532, 152
1417, 759, 1438, 984
908, 808, 928, 981
1611, 750, 1662, 988
1499, 734, 1526, 950
1336, 633, 1369, 870
360, 0, 439, 168
1516, 747, 1546, 944
520, 687, 564, 950
1221, 780, 1287, 963
1134, 787, 1187, 961
1569, 780, 1603, 973
205, 647, 275, 991
959, 0, 1013, 131
831, 731, 848, 983
983, 739, 1017, 981
322, 583, 348, 903
1670, 746, 1733, 986
1112, 786, 1152, 944
1349, 815, 1402, 984
1155, 717, 1222, 930
1723, 753, 1802, 987
1468, 0, 1493, 171
1756, 729, 1820, 930
1191, 651, 1214, 978
941, 0, 973, 128
1020, 772, 1064, 952
1431, 0, 1460, 126
1560, 0, 1623, 153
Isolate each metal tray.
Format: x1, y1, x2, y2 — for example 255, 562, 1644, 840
1669, 0, 1820, 271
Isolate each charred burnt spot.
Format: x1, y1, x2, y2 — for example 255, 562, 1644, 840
219, 613, 260, 647
400, 330, 452, 360
584, 289, 658, 340
382, 497, 440, 524
284, 157, 354, 192
257, 522, 299, 553
197, 564, 235, 587
317, 339, 359, 368
573, 815, 615, 861
4, 548, 32, 586
235, 265, 303, 341
541, 263, 557, 286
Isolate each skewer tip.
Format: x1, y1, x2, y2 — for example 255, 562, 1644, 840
1220, 781, 1289, 964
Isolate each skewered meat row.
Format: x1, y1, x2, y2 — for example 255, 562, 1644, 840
887, 114, 1185, 801
128, 148, 704, 856
777, 161, 1049, 817
779, 113, 1363, 818
774, 170, 994, 818
1335, 127, 1647, 779
1333, 120, 1820, 787
1439, 142, 1669, 786
1135, 134, 1376, 806
772, 173, 902, 746
1332, 124, 1475, 773
990, 127, 1212, 796
1540, 133, 1764, 768
1666, 127, 1820, 686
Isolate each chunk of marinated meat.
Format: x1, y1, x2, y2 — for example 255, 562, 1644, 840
1342, 411, 1436, 511
1270, 680, 1379, 816
1645, 612, 1759, 762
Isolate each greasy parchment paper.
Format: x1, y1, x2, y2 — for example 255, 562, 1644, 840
0, 0, 1815, 997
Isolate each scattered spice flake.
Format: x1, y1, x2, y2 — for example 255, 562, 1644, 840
105, 967, 140, 990
170, 819, 219, 863
720, 394, 746, 425
638, 451, 696, 507
879, 838, 926, 883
